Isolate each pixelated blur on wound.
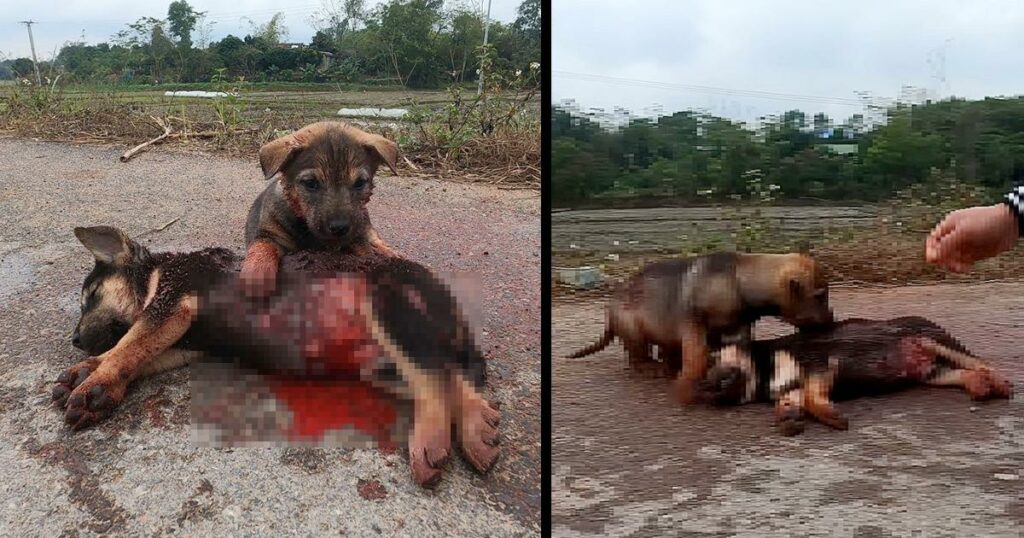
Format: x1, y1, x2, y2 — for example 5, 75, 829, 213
191, 266, 479, 450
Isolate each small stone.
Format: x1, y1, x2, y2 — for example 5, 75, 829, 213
357, 479, 387, 501
969, 406, 979, 412
994, 473, 1018, 481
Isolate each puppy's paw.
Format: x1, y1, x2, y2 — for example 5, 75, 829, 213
458, 397, 501, 474
63, 371, 126, 430
408, 416, 452, 488
239, 263, 278, 298
52, 358, 102, 407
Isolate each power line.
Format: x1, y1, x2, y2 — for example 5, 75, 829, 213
553, 70, 868, 108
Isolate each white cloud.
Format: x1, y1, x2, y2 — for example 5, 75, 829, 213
553, 0, 1024, 124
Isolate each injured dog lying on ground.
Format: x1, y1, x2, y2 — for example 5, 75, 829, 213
55, 225, 499, 488
695, 316, 1014, 436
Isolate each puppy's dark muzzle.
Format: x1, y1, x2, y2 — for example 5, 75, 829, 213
328, 219, 351, 237
72, 330, 82, 350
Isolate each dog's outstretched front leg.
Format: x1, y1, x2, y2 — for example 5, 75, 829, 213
55, 295, 197, 429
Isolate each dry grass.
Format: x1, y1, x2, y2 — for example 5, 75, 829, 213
0, 85, 540, 187
553, 218, 1024, 300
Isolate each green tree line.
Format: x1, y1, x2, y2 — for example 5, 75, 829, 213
552, 97, 1024, 205
0, 0, 540, 89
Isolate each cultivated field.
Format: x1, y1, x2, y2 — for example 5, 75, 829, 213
553, 204, 1024, 295
0, 83, 541, 187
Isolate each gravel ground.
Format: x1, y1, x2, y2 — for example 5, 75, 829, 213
0, 138, 540, 536
554, 284, 1024, 537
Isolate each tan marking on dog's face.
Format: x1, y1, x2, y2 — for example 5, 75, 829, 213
142, 269, 161, 312
99, 274, 141, 321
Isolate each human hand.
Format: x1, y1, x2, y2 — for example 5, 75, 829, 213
924, 203, 1019, 272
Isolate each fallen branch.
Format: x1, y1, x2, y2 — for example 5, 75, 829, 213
138, 215, 182, 238
402, 154, 420, 171
121, 116, 172, 162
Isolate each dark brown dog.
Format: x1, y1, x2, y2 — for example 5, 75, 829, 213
567, 252, 834, 403
242, 121, 401, 295
59, 226, 499, 488
697, 317, 1014, 436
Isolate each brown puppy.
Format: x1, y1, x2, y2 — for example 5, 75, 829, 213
567, 252, 834, 403
697, 317, 1014, 436
242, 121, 401, 295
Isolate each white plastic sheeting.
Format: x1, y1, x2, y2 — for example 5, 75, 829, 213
336, 107, 408, 119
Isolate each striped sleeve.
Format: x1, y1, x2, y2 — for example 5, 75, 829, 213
1003, 185, 1024, 237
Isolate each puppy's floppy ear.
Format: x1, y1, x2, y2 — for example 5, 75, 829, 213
74, 226, 145, 266
357, 131, 400, 176
259, 131, 308, 180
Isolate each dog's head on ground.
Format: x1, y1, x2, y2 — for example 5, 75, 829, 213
72, 226, 153, 355
696, 364, 748, 406
258, 121, 400, 246
778, 253, 834, 329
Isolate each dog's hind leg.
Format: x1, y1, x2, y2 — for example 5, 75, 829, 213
917, 337, 994, 372
364, 301, 453, 488
452, 371, 500, 474
927, 368, 1013, 400
802, 358, 848, 431
371, 326, 452, 488
57, 296, 198, 430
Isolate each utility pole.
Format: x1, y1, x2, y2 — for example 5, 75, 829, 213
18, 20, 42, 86
476, 0, 492, 96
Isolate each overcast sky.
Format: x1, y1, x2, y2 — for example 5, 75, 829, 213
553, 0, 1024, 125
1, 0, 519, 60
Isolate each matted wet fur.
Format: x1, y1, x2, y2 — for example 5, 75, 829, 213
697, 316, 1014, 436
58, 226, 499, 488
566, 252, 834, 404
241, 121, 402, 296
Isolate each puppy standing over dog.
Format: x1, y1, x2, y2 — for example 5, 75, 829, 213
697, 317, 1014, 436
242, 121, 402, 295
567, 252, 834, 403
58, 226, 500, 487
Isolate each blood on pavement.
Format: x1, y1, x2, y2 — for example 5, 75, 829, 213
265, 275, 399, 449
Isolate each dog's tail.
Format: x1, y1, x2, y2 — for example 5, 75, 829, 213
566, 326, 614, 359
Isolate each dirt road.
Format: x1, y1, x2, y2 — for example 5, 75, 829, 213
554, 284, 1024, 537
0, 138, 540, 536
